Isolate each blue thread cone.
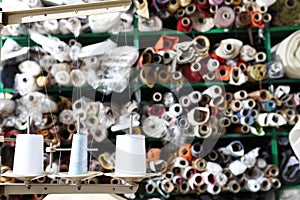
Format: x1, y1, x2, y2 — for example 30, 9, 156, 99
68, 133, 88, 175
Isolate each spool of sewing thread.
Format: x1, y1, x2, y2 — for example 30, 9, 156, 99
13, 134, 44, 175
68, 133, 88, 175
115, 134, 146, 176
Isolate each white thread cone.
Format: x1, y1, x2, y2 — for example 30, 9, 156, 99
114, 134, 146, 176
13, 134, 44, 175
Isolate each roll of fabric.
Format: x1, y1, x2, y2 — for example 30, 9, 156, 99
193, 35, 210, 57
209, 0, 223, 5
214, 6, 235, 28
191, 13, 215, 32
153, 92, 163, 102
192, 157, 207, 171
176, 17, 193, 32
144, 179, 157, 194
195, 0, 209, 10
273, 30, 300, 78
167, 0, 180, 13
178, 144, 193, 162
266, 61, 285, 79
177, 115, 190, 129
255, 52, 267, 63
185, 3, 197, 15
250, 11, 264, 28
147, 104, 166, 117
134, 0, 149, 19
240, 44, 256, 62
188, 173, 205, 189
218, 65, 231, 81
181, 63, 203, 82
215, 38, 243, 60
247, 64, 267, 82
271, 0, 300, 26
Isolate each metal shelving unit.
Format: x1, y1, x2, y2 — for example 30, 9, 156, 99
0, 3, 299, 198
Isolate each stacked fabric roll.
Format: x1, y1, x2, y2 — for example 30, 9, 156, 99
141, 141, 280, 197
1, 34, 139, 95
135, 0, 276, 32
138, 35, 284, 88
141, 84, 300, 140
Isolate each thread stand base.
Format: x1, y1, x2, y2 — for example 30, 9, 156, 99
57, 171, 103, 184
104, 173, 160, 184
1, 171, 48, 184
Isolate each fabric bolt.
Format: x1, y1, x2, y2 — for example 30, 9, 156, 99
214, 6, 235, 28
273, 30, 300, 78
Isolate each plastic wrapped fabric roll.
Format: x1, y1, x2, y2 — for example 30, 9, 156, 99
187, 107, 210, 126
273, 30, 300, 78
246, 179, 261, 192
177, 115, 190, 129
195, 0, 209, 10
188, 91, 202, 104
142, 116, 167, 138
169, 103, 183, 117
147, 104, 166, 117
163, 92, 176, 107
214, 6, 235, 28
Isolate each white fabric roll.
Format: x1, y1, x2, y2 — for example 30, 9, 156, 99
273, 30, 300, 78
